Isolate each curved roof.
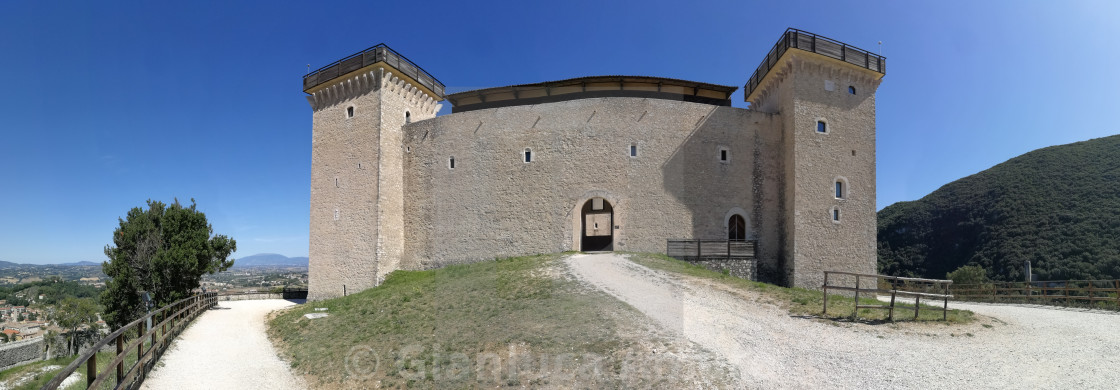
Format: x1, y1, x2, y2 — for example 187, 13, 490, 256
446, 75, 737, 113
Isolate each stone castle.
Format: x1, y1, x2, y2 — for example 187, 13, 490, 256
303, 29, 885, 300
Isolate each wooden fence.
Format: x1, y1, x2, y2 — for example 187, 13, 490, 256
822, 271, 953, 321
41, 292, 217, 390
952, 280, 1120, 308
666, 239, 756, 261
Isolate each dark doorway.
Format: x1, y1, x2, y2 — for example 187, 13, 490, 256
728, 214, 746, 240
581, 198, 614, 251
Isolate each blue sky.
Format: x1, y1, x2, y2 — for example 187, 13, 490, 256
2, 1, 1117, 263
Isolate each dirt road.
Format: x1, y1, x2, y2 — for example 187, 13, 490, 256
566, 253, 1120, 389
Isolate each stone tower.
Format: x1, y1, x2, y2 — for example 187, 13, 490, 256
303, 45, 444, 300
745, 30, 885, 288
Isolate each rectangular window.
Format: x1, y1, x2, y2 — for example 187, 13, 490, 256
833, 209, 840, 221
524, 149, 532, 163
817, 121, 827, 133
630, 144, 637, 157
720, 150, 727, 161
449, 157, 455, 169
835, 182, 843, 198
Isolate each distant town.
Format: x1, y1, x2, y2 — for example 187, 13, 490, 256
0, 255, 307, 344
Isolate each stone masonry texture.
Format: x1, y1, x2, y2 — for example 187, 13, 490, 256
307, 36, 881, 298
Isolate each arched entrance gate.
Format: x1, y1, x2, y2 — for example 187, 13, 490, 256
580, 197, 613, 251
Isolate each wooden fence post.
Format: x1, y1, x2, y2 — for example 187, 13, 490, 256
116, 333, 124, 386
822, 272, 829, 315
86, 353, 97, 388
853, 275, 861, 319
914, 296, 921, 320
888, 288, 896, 321
943, 282, 949, 321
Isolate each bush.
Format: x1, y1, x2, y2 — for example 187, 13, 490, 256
947, 265, 988, 286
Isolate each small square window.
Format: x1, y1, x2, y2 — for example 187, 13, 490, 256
817, 121, 827, 133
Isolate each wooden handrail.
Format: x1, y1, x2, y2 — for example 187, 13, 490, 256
41, 292, 217, 390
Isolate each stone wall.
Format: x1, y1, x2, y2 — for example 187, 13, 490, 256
308, 65, 444, 300
0, 338, 45, 371
751, 51, 881, 289
686, 259, 757, 280
400, 97, 781, 271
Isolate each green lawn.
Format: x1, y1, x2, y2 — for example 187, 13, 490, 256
267, 253, 735, 389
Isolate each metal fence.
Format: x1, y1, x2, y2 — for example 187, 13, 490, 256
952, 280, 1120, 308
217, 288, 308, 301
42, 292, 218, 390
302, 44, 445, 98
823, 271, 953, 321
666, 239, 757, 261
745, 28, 886, 99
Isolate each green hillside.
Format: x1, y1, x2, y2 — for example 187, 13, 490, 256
878, 135, 1120, 282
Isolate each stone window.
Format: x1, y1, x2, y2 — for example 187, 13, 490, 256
848, 86, 856, 95
630, 144, 637, 157
346, 106, 354, 118
405, 111, 411, 124
449, 156, 455, 169
524, 148, 532, 163
831, 207, 841, 223
816, 120, 828, 133
718, 146, 730, 163
834, 177, 849, 199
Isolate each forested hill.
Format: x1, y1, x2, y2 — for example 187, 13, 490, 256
877, 135, 1120, 282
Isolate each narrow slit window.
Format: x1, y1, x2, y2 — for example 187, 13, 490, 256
630, 144, 637, 157
347, 106, 354, 118
835, 181, 844, 198
524, 148, 532, 163
405, 111, 411, 124
832, 208, 841, 222
449, 156, 455, 169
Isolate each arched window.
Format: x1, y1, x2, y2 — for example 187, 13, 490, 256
834, 176, 849, 199
728, 215, 746, 240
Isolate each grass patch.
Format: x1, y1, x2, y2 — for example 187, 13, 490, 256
627, 252, 975, 324
268, 253, 733, 389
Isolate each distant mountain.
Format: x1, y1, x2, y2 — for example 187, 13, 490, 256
233, 253, 309, 267
58, 261, 101, 266
878, 135, 1120, 282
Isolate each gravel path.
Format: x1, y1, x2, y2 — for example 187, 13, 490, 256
566, 253, 1120, 389
140, 300, 307, 390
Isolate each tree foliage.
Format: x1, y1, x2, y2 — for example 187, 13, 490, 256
101, 199, 235, 329
946, 265, 988, 286
878, 135, 1120, 282
56, 297, 98, 355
